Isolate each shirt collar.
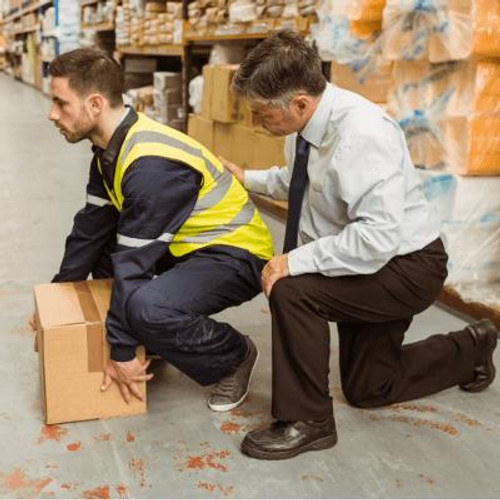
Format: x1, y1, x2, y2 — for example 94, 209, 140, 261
299, 83, 335, 149
93, 106, 138, 164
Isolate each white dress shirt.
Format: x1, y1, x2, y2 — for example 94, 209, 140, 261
244, 83, 440, 277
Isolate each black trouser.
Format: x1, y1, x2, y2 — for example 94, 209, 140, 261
92, 245, 265, 386
269, 238, 478, 421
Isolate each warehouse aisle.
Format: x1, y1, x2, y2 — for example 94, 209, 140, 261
1, 73, 500, 499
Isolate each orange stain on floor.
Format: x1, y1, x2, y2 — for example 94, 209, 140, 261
197, 481, 216, 492
126, 431, 136, 442
391, 403, 438, 413
220, 421, 243, 434
197, 482, 234, 496
60, 483, 78, 491
38, 424, 68, 444
2, 468, 53, 496
66, 442, 81, 452
82, 485, 111, 499
129, 458, 147, 487
115, 484, 129, 498
183, 450, 232, 472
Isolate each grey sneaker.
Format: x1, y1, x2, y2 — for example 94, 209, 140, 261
208, 337, 259, 412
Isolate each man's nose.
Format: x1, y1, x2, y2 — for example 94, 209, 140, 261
48, 105, 59, 122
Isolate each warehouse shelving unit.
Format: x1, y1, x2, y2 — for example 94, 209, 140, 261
0, 0, 57, 92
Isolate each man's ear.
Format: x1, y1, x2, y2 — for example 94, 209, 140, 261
87, 94, 105, 117
291, 94, 312, 116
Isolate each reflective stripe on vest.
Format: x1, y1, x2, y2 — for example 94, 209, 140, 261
100, 113, 273, 260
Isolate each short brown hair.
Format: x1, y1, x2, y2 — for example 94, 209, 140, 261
50, 48, 124, 108
232, 30, 326, 107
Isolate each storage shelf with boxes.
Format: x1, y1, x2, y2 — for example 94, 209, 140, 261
1, 0, 79, 92
188, 63, 286, 169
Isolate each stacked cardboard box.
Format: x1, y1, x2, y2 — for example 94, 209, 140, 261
188, 64, 285, 169
82, 0, 115, 26
117, 0, 183, 47
153, 71, 184, 130
123, 56, 157, 90
187, 0, 315, 37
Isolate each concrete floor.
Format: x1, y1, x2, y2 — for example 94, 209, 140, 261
1, 72, 500, 499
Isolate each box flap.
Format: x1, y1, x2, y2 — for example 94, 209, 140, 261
34, 280, 112, 329
34, 282, 85, 328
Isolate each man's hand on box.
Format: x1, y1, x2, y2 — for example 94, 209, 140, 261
101, 358, 154, 405
219, 156, 244, 184
29, 312, 38, 352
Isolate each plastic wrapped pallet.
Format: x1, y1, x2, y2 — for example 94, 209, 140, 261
314, 2, 391, 103
383, 0, 500, 63
420, 170, 500, 307
389, 59, 500, 174
348, 0, 386, 22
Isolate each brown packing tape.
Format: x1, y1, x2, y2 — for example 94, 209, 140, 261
73, 282, 104, 373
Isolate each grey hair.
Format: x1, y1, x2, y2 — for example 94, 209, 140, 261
232, 30, 326, 107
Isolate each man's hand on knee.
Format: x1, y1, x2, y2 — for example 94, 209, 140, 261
101, 357, 154, 404
261, 254, 289, 298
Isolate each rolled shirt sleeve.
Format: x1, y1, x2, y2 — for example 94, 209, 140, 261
288, 129, 406, 277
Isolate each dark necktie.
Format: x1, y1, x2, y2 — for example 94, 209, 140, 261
283, 134, 310, 253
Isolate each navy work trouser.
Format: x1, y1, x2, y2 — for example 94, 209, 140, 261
93, 246, 265, 385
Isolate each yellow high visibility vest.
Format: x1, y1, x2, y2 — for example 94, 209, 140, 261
97, 113, 274, 260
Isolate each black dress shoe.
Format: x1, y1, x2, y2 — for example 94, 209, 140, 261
241, 416, 337, 460
460, 319, 500, 393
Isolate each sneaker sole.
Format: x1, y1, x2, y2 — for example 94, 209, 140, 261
207, 350, 259, 413
241, 433, 337, 460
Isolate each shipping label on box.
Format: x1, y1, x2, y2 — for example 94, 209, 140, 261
34, 279, 146, 425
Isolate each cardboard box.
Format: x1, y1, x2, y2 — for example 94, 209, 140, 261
34, 279, 146, 425
201, 65, 214, 119
188, 114, 214, 150
237, 99, 254, 126
153, 71, 182, 91
124, 57, 158, 73
253, 132, 286, 168
231, 124, 256, 169
331, 61, 392, 104
213, 122, 233, 159
211, 64, 239, 123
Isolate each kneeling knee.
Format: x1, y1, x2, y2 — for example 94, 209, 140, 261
269, 277, 302, 309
